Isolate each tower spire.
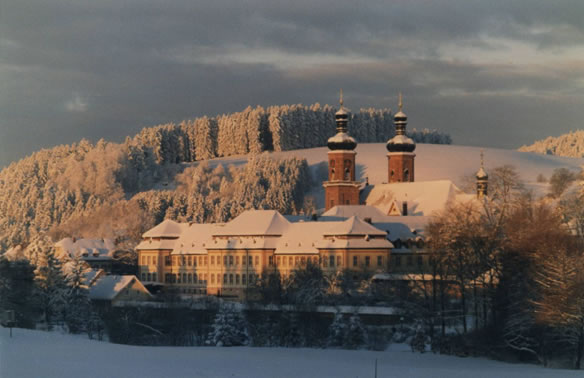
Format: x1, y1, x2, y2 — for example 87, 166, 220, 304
398, 92, 403, 112
340, 88, 344, 108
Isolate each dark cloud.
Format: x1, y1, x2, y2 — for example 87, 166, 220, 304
1, 0, 583, 167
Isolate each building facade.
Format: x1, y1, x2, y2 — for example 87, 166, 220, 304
136, 211, 392, 299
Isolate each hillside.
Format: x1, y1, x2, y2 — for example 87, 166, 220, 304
0, 104, 452, 253
202, 143, 584, 208
519, 131, 584, 157
1, 327, 578, 378
1, 141, 581, 254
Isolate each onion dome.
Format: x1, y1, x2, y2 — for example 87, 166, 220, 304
328, 89, 357, 150
386, 93, 416, 153
476, 150, 488, 179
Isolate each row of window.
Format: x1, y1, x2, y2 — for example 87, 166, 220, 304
393, 255, 424, 267
162, 255, 262, 268
141, 256, 158, 266
141, 272, 158, 282
163, 272, 258, 286
147, 254, 386, 269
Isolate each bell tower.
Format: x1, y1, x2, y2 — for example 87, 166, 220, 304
323, 90, 361, 210
476, 150, 488, 199
386, 93, 416, 183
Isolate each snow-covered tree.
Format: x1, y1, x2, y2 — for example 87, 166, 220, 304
206, 303, 249, 347
64, 253, 91, 333
345, 313, 367, 349
327, 312, 347, 347
34, 246, 68, 326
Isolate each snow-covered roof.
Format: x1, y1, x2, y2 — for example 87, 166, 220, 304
85, 269, 105, 286
55, 238, 116, 260
321, 206, 429, 240
207, 235, 281, 250
327, 132, 356, 144
89, 275, 148, 301
364, 180, 474, 216
275, 222, 324, 254
142, 219, 183, 238
323, 216, 387, 236
135, 239, 178, 251
172, 223, 221, 254
213, 210, 290, 236
387, 134, 415, 145
476, 166, 488, 179
322, 205, 387, 222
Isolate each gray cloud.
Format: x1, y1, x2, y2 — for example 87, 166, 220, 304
1, 0, 584, 167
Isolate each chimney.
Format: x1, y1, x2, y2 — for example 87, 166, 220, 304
402, 202, 408, 216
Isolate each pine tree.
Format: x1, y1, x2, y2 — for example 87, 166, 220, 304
206, 303, 249, 347
34, 246, 68, 327
64, 253, 91, 333
327, 312, 347, 347
343, 313, 366, 349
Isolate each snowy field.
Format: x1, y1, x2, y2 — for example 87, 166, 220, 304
1, 327, 581, 378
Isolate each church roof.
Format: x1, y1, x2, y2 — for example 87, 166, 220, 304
364, 180, 474, 216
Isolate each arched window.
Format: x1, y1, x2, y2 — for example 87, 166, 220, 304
404, 168, 409, 182
344, 168, 350, 180
331, 168, 335, 179
390, 170, 394, 178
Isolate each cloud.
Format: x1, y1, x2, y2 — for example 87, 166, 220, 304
1, 0, 584, 167
65, 94, 88, 113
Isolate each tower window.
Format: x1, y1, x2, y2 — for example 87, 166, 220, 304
331, 168, 335, 179
404, 169, 409, 182
390, 170, 394, 178
344, 168, 350, 180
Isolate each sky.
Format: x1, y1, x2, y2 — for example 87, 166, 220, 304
1, 0, 584, 168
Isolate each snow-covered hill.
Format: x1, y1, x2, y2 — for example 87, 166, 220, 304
519, 131, 584, 158
201, 143, 584, 206
1, 327, 580, 378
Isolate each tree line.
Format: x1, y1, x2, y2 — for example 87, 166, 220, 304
408, 166, 584, 368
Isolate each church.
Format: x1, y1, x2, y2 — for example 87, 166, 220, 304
136, 93, 488, 300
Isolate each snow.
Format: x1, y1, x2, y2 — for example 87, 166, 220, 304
88, 275, 139, 300
327, 132, 356, 144
283, 143, 581, 186
364, 180, 474, 217
173, 223, 223, 254
54, 238, 116, 260
214, 210, 291, 236
196, 143, 583, 209
387, 134, 416, 145
1, 327, 581, 378
323, 216, 387, 236
3, 245, 24, 261
142, 219, 183, 238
